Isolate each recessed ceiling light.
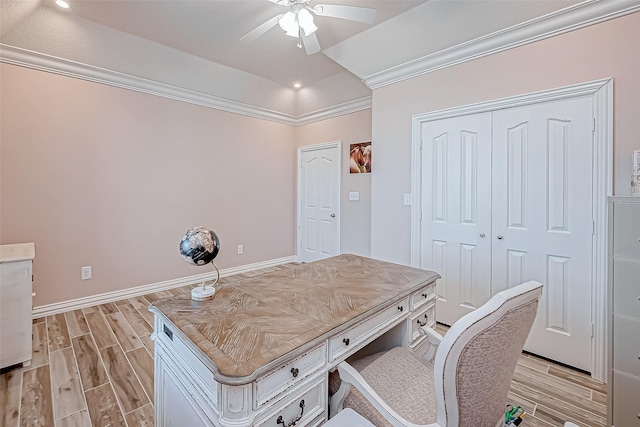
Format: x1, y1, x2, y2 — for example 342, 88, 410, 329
56, 0, 70, 9
293, 83, 302, 89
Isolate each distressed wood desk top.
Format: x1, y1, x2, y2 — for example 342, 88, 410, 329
0, 242, 35, 263
150, 254, 439, 384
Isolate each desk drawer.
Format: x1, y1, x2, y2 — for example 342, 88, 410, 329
613, 315, 640, 378
255, 343, 326, 407
330, 298, 409, 362
613, 371, 640, 426
411, 283, 436, 310
254, 377, 326, 427
409, 302, 436, 346
613, 259, 640, 318
613, 202, 640, 260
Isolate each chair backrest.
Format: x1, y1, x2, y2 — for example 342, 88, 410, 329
433, 281, 543, 427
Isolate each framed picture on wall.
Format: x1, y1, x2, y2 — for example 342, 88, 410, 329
350, 142, 371, 174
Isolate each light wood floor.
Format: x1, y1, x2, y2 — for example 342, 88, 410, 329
1, 266, 607, 427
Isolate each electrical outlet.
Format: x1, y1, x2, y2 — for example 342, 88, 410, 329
237, 245, 244, 255
349, 192, 360, 201
81, 266, 92, 280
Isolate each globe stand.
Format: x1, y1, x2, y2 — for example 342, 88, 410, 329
191, 262, 220, 301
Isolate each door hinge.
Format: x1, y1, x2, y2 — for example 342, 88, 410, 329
420, 210, 423, 221
592, 117, 596, 132
591, 323, 595, 338
420, 139, 424, 150
592, 220, 595, 235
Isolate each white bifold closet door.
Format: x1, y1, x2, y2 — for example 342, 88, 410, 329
420, 112, 493, 326
420, 96, 593, 371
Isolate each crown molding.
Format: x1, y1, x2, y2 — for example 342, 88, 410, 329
0, 44, 370, 126
295, 96, 372, 126
363, 0, 640, 90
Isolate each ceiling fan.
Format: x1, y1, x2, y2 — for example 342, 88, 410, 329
241, 0, 377, 55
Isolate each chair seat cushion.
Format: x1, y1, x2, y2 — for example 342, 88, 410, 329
344, 347, 438, 426
324, 408, 376, 427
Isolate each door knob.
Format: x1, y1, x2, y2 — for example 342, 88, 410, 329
497, 235, 504, 240
330, 213, 336, 218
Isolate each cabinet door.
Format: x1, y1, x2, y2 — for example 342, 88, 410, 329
613, 372, 640, 427
613, 202, 640, 259
157, 356, 212, 427
612, 259, 640, 318
0, 261, 32, 368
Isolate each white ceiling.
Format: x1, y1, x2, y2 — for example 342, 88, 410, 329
49, 0, 428, 87
2, 0, 636, 119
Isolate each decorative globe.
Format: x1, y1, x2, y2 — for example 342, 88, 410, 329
179, 227, 220, 266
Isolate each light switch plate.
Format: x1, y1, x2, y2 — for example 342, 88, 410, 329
403, 194, 412, 206
349, 192, 360, 201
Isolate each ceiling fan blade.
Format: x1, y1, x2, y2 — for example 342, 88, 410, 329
240, 14, 284, 42
267, 0, 288, 4
302, 32, 321, 55
312, 4, 376, 23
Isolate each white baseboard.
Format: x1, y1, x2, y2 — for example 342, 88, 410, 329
32, 256, 297, 318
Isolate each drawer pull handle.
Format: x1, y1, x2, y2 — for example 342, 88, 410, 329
290, 367, 299, 378
398, 306, 404, 312
276, 399, 305, 427
417, 314, 429, 327
422, 293, 428, 298
343, 338, 350, 346
163, 324, 173, 341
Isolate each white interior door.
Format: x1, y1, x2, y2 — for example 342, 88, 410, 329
420, 113, 493, 326
491, 97, 593, 371
298, 143, 340, 263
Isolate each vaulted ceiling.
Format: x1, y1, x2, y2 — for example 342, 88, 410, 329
2, 0, 638, 122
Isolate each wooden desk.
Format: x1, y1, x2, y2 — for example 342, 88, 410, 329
150, 254, 439, 427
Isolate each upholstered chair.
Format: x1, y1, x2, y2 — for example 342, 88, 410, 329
328, 280, 543, 427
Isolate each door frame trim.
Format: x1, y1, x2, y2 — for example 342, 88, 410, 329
297, 141, 342, 262
409, 78, 613, 382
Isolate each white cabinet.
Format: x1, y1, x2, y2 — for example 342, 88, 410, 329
608, 197, 640, 426
0, 243, 35, 369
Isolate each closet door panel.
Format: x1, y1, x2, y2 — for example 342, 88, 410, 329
420, 112, 492, 326
491, 97, 593, 371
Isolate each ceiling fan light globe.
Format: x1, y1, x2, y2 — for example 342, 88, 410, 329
298, 9, 317, 36
278, 11, 298, 35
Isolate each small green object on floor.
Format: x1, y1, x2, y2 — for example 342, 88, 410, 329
505, 404, 525, 426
